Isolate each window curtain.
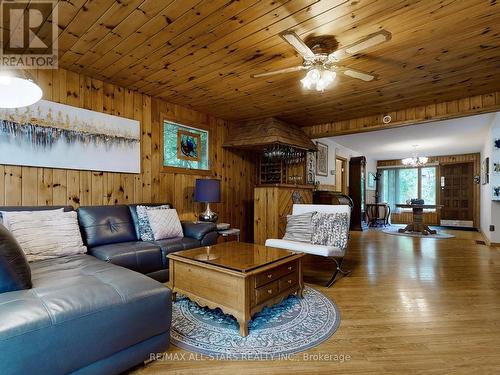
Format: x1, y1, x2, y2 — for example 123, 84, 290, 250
380, 169, 397, 211
379, 167, 436, 211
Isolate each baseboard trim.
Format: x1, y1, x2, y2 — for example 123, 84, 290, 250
479, 230, 500, 247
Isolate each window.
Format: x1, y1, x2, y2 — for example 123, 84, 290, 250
379, 166, 437, 210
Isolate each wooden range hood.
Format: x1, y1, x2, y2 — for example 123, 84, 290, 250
223, 117, 317, 151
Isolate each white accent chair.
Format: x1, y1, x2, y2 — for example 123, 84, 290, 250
265, 204, 352, 287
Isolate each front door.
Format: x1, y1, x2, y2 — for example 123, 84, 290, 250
440, 162, 474, 226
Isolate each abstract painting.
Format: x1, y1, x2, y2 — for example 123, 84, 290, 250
316, 142, 328, 176
163, 120, 209, 170
0, 100, 140, 173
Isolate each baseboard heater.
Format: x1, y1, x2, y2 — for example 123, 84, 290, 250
440, 220, 473, 228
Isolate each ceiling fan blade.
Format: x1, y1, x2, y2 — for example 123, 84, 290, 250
339, 67, 376, 82
328, 30, 392, 61
279, 31, 316, 60
251, 65, 308, 78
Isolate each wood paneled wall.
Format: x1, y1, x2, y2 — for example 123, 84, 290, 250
254, 186, 313, 245
377, 153, 480, 227
304, 91, 500, 138
0, 68, 257, 241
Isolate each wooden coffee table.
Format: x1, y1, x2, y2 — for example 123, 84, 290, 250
167, 242, 304, 337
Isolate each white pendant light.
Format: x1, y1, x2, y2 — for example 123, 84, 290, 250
0, 70, 43, 108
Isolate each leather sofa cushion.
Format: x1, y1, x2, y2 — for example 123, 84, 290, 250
151, 237, 201, 259
88, 241, 163, 275
78, 205, 137, 247
181, 221, 217, 241
0, 224, 31, 293
0, 254, 171, 375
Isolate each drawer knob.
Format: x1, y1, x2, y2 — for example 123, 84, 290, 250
267, 274, 272, 279
288, 266, 292, 271
267, 289, 273, 294
288, 279, 292, 284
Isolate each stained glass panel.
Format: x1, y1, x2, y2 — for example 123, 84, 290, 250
163, 121, 209, 170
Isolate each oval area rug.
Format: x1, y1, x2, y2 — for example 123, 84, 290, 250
383, 228, 455, 239
171, 286, 340, 359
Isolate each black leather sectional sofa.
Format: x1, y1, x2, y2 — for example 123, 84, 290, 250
0, 204, 218, 375
77, 203, 218, 282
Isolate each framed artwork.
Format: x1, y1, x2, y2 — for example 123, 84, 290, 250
0, 99, 140, 173
163, 120, 209, 171
481, 157, 489, 185
316, 142, 328, 176
367, 172, 376, 189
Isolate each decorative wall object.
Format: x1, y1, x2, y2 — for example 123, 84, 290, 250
367, 172, 376, 189
0, 99, 140, 173
481, 157, 489, 185
493, 186, 500, 200
316, 142, 328, 176
494, 138, 500, 150
163, 120, 209, 171
493, 162, 500, 174
306, 151, 316, 184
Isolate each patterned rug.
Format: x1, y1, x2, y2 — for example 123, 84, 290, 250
171, 286, 340, 359
383, 228, 455, 239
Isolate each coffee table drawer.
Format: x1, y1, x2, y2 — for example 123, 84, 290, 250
255, 261, 297, 288
255, 280, 279, 305
279, 272, 298, 292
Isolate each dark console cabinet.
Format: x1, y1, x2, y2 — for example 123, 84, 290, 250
349, 156, 368, 231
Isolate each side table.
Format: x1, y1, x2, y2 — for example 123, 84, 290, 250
218, 228, 241, 242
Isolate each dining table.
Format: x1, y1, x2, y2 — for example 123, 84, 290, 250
395, 204, 443, 235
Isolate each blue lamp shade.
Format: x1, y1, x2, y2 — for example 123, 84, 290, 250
194, 179, 221, 203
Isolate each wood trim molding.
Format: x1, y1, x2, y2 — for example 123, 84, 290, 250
304, 91, 500, 138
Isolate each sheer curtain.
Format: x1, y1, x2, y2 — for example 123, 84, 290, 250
379, 167, 436, 212
379, 168, 420, 210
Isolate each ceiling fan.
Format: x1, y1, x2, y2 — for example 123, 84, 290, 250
251, 29, 391, 91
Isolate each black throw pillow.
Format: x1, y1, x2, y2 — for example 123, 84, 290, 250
0, 223, 32, 293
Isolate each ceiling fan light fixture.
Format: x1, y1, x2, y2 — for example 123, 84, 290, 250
345, 33, 389, 54
0, 70, 43, 108
280, 31, 315, 59
343, 69, 374, 82
301, 68, 336, 91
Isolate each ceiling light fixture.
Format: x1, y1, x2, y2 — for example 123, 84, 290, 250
0, 70, 43, 108
301, 68, 336, 91
402, 145, 428, 167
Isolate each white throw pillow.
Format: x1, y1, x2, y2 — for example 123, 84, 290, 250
0, 208, 64, 230
146, 208, 183, 240
6, 210, 87, 262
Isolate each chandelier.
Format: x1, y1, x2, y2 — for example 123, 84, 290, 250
402, 145, 428, 167
301, 68, 336, 91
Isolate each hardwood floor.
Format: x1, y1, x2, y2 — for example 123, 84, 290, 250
130, 229, 500, 374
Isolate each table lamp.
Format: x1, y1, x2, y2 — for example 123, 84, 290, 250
194, 178, 221, 222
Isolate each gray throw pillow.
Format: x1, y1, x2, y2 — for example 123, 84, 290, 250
0, 223, 32, 293
283, 211, 316, 243
312, 212, 350, 249
136, 205, 170, 241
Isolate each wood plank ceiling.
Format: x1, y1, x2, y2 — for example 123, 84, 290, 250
31, 0, 500, 125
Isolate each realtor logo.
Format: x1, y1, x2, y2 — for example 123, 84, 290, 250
1, 0, 58, 69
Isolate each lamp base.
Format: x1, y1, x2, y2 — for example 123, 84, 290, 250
199, 203, 218, 223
